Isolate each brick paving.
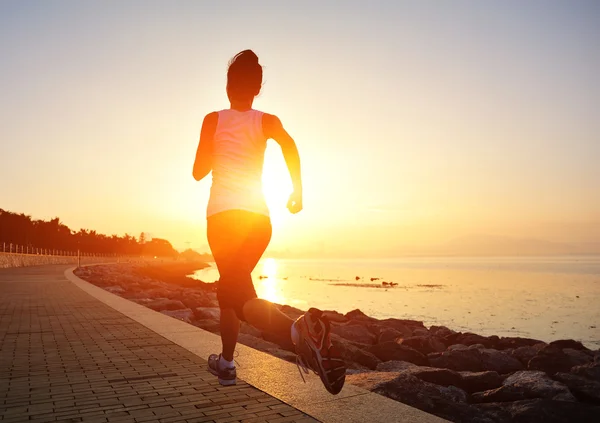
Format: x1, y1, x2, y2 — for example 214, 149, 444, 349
0, 266, 318, 423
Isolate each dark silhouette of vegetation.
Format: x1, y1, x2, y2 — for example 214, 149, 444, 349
0, 208, 193, 257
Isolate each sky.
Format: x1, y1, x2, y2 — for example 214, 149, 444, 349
1, 1, 599, 256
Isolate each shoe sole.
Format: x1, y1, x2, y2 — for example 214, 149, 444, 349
208, 367, 237, 386
302, 309, 346, 395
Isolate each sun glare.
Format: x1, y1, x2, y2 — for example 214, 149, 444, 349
263, 258, 277, 278
255, 258, 285, 304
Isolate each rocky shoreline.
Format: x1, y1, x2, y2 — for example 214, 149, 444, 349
74, 263, 600, 423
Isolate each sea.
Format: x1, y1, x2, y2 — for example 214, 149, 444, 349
190, 256, 600, 349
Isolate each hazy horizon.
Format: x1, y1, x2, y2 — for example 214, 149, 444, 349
1, 1, 599, 256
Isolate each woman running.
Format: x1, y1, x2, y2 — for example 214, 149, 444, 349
192, 50, 345, 395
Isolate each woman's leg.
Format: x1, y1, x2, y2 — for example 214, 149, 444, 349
219, 309, 239, 361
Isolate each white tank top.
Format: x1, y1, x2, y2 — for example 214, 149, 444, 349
207, 109, 269, 218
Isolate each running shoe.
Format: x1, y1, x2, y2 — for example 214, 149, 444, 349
293, 308, 346, 394
207, 353, 236, 386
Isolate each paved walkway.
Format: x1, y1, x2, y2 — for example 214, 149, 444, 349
0, 265, 317, 423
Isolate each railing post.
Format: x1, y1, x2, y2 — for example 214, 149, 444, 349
77, 249, 81, 268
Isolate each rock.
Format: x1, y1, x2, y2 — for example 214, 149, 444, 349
571, 361, 600, 382
236, 334, 297, 364
458, 371, 504, 394
375, 360, 419, 372
104, 285, 125, 294
331, 334, 381, 370
376, 328, 403, 344
429, 347, 524, 374
367, 342, 428, 366
467, 344, 486, 350
528, 345, 589, 375
447, 344, 469, 351
496, 336, 547, 350
322, 310, 347, 323
146, 298, 186, 311
330, 322, 376, 345
397, 336, 446, 354
476, 399, 600, 423
193, 318, 220, 333
406, 367, 463, 388
276, 304, 305, 320
554, 372, 600, 404
429, 325, 456, 338
345, 309, 376, 322
180, 291, 217, 308
511, 343, 547, 366
192, 307, 220, 321
262, 331, 296, 352
564, 348, 594, 366
454, 333, 497, 349
239, 322, 262, 337
378, 318, 426, 334
347, 372, 491, 423
161, 308, 194, 323
472, 370, 576, 404
550, 339, 590, 351
412, 328, 430, 337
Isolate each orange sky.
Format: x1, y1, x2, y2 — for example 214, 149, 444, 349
1, 2, 599, 255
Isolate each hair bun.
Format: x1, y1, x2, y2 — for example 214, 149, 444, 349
233, 49, 259, 65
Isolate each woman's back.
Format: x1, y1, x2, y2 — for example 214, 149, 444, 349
208, 109, 269, 217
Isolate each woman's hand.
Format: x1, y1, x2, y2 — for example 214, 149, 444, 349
287, 190, 303, 214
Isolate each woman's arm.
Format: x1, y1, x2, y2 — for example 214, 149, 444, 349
263, 113, 303, 213
192, 112, 218, 181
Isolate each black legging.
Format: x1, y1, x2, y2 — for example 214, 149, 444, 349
207, 210, 271, 320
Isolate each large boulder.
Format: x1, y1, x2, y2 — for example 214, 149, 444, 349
496, 336, 547, 350
472, 371, 575, 403
178, 291, 217, 308
330, 322, 376, 345
376, 328, 404, 344
528, 345, 589, 375
458, 371, 504, 394
398, 336, 446, 354
429, 325, 456, 339
160, 308, 194, 324
511, 343, 547, 366
347, 372, 494, 423
453, 333, 498, 349
429, 347, 524, 374
192, 307, 220, 321
276, 304, 305, 320
375, 360, 419, 372
553, 372, 600, 404
378, 318, 427, 335
331, 334, 381, 370
344, 309, 376, 322
146, 298, 186, 311
240, 322, 262, 337
550, 339, 590, 351
236, 334, 297, 363
367, 342, 428, 366
571, 361, 600, 382
564, 348, 594, 366
476, 399, 600, 423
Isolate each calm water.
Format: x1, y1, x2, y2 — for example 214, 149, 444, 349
190, 256, 600, 349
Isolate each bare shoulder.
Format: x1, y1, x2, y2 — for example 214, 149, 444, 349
203, 111, 219, 126
262, 113, 283, 139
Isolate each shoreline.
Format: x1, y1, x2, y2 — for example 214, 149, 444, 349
74, 262, 600, 423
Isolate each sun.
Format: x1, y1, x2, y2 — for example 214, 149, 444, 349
262, 150, 293, 223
